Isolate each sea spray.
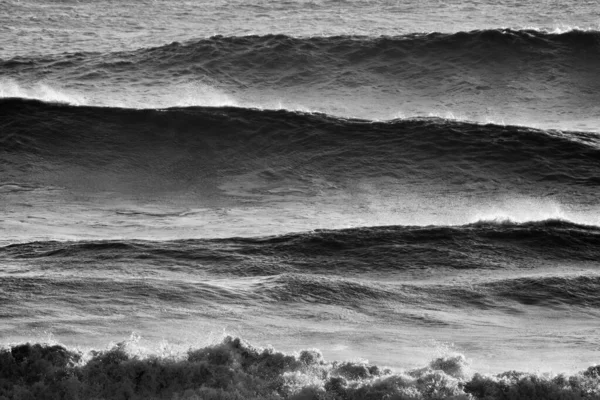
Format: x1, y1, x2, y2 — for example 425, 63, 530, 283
1, 336, 598, 399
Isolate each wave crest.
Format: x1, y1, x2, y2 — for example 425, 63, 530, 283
3, 29, 600, 130
0, 79, 87, 106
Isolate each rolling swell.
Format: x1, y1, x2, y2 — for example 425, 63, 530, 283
2, 220, 600, 298
482, 274, 600, 308
253, 272, 600, 311
1, 98, 599, 202
2, 29, 599, 88
8, 220, 600, 268
2, 29, 600, 126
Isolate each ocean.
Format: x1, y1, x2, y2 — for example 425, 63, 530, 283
1, 0, 600, 398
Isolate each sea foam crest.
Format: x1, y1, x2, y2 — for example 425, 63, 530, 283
468, 198, 600, 227
0, 79, 87, 106
0, 79, 240, 109
517, 25, 600, 34
136, 82, 239, 109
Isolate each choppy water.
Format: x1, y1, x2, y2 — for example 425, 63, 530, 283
1, 1, 600, 399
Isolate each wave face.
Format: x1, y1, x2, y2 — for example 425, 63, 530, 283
2, 29, 600, 129
2, 97, 600, 241
3, 220, 600, 308
2, 98, 599, 196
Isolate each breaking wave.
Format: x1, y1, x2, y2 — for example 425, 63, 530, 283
0, 336, 598, 400
2, 29, 600, 127
1, 98, 599, 202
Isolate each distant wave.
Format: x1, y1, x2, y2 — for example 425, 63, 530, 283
2, 98, 599, 203
4, 219, 600, 314
482, 274, 600, 308
258, 271, 600, 311
3, 29, 599, 83
1, 29, 599, 128
0, 336, 598, 400
3, 219, 599, 273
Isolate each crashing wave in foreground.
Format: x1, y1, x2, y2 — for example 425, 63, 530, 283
2, 336, 600, 400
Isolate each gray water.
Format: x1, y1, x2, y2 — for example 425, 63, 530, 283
1, 0, 600, 383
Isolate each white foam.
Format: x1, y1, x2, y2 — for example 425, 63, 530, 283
0, 79, 87, 105
0, 79, 240, 109
465, 197, 600, 227
469, 198, 567, 224
145, 82, 239, 109
517, 25, 600, 34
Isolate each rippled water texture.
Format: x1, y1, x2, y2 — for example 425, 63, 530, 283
2, 0, 599, 57
1, 1, 600, 397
